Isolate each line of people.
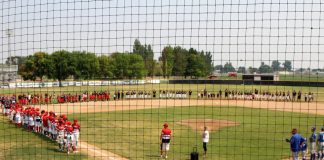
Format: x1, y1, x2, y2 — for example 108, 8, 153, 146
2, 89, 315, 110
287, 127, 324, 160
198, 89, 315, 102
1, 96, 81, 154
159, 90, 189, 99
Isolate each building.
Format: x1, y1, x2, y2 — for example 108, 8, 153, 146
242, 74, 279, 81
0, 64, 18, 83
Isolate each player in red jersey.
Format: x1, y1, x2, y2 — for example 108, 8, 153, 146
65, 121, 74, 154
160, 123, 172, 159
72, 119, 80, 151
42, 112, 48, 136
56, 121, 66, 151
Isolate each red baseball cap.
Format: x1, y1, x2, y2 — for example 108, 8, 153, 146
163, 123, 168, 127
74, 119, 78, 122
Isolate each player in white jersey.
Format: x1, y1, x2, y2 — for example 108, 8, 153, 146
24, 113, 29, 129
72, 119, 81, 150
48, 116, 53, 138
15, 111, 22, 127
65, 121, 75, 154
52, 119, 58, 140
34, 113, 41, 133
309, 127, 317, 160
202, 126, 209, 158
317, 127, 324, 159
56, 122, 66, 151
28, 113, 34, 131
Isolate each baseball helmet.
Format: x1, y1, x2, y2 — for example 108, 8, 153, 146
163, 123, 168, 127
61, 114, 67, 119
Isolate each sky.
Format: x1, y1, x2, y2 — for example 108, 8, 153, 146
1, 0, 324, 70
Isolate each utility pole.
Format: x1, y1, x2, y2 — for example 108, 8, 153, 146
5, 29, 13, 82
6, 29, 13, 66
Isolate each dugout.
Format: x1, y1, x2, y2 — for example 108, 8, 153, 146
242, 74, 279, 81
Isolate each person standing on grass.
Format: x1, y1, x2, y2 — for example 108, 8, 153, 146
317, 127, 324, 159
286, 128, 304, 160
202, 126, 209, 158
309, 127, 317, 160
72, 119, 81, 151
160, 123, 172, 159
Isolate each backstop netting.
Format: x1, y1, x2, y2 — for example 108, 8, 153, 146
0, 0, 323, 159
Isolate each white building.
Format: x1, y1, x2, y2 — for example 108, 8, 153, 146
0, 64, 18, 83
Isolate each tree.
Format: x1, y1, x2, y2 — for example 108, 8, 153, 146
110, 53, 130, 79
68, 51, 100, 80
110, 52, 146, 79
153, 60, 163, 76
185, 53, 206, 78
50, 50, 72, 86
248, 66, 258, 74
258, 62, 272, 73
145, 45, 155, 77
128, 54, 146, 79
19, 56, 37, 81
34, 52, 52, 81
160, 46, 174, 78
223, 62, 236, 73
214, 65, 223, 73
184, 48, 208, 78
98, 55, 114, 79
80, 52, 99, 79
237, 66, 246, 73
283, 60, 292, 71
18, 52, 51, 81
172, 46, 188, 76
132, 39, 153, 77
271, 60, 281, 72
203, 51, 213, 75
133, 39, 143, 54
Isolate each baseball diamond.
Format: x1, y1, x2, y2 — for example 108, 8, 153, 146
1, 0, 324, 160
0, 86, 323, 159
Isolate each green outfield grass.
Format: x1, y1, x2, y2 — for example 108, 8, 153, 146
0, 117, 87, 160
69, 106, 323, 160
278, 74, 324, 82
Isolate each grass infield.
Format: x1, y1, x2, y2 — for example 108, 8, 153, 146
68, 106, 323, 160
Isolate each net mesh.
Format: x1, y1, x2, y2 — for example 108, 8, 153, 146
0, 0, 323, 159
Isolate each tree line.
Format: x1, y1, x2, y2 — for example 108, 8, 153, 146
16, 39, 214, 85
214, 60, 293, 74
8, 39, 298, 85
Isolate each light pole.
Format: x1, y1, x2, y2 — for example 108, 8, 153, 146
6, 29, 13, 66
5, 29, 13, 82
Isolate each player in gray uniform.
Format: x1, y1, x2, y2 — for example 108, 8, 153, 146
309, 127, 317, 160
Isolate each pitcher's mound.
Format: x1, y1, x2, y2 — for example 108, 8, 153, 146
177, 119, 240, 132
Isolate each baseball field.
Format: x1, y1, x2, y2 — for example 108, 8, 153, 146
1, 84, 324, 160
